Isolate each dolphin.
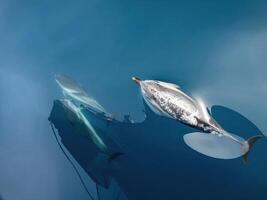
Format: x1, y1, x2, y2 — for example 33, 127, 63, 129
59, 99, 123, 162
132, 77, 264, 160
55, 74, 134, 123
55, 74, 107, 115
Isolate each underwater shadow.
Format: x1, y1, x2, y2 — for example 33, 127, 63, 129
49, 100, 128, 200
211, 105, 262, 138
48, 101, 266, 200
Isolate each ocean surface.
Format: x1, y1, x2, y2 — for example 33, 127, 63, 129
1, 0, 267, 199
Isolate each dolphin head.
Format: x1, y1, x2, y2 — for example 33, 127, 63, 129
132, 77, 160, 100
55, 74, 83, 94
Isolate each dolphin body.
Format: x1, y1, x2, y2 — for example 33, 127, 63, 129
132, 77, 263, 160
55, 74, 134, 123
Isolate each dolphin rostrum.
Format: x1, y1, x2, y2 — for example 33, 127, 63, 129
132, 77, 263, 160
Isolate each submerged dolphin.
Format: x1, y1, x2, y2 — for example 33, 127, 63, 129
55, 74, 134, 123
132, 77, 264, 160
59, 99, 123, 162
55, 74, 107, 115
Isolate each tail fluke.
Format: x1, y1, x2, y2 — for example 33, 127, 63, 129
242, 134, 264, 163
183, 132, 246, 159
183, 132, 264, 160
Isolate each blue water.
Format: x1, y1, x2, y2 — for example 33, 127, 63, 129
1, 0, 267, 199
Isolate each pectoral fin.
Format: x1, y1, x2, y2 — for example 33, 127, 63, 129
195, 100, 211, 123
183, 132, 246, 159
143, 96, 165, 116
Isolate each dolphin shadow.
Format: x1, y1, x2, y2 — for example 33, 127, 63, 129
48, 100, 128, 200
48, 101, 267, 200
211, 105, 263, 138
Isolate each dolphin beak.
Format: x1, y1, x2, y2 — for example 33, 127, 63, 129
132, 77, 141, 86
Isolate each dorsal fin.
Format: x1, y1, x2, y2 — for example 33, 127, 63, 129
156, 81, 180, 91
196, 99, 211, 123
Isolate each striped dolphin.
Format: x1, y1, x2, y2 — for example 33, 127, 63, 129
132, 77, 264, 161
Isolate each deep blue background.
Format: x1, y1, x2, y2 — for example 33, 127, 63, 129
1, 0, 267, 199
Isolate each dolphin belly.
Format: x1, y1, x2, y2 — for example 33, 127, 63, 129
155, 91, 198, 127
